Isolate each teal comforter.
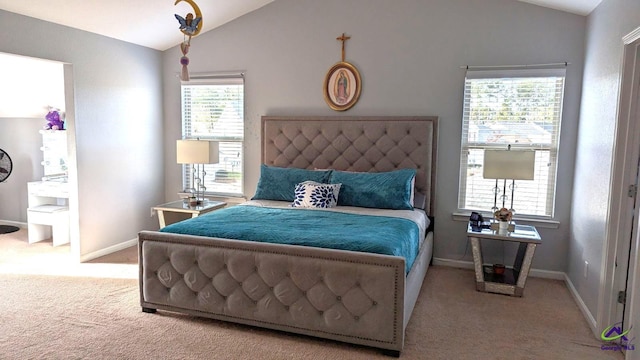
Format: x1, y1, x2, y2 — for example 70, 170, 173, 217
160, 205, 420, 273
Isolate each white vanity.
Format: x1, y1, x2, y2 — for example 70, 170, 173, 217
27, 130, 70, 246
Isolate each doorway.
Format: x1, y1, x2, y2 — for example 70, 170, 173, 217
601, 27, 640, 356
0, 52, 79, 260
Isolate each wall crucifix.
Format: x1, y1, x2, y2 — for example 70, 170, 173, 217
323, 33, 362, 111
337, 33, 351, 62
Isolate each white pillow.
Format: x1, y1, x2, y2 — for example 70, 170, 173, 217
291, 181, 341, 208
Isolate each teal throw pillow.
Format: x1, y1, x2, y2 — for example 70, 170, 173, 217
252, 165, 332, 202
329, 169, 416, 210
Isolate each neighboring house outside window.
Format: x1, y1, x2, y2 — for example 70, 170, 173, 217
181, 75, 244, 197
457, 68, 566, 218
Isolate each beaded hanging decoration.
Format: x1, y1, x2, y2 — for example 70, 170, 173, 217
174, 0, 203, 81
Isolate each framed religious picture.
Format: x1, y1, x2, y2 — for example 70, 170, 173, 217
323, 61, 362, 111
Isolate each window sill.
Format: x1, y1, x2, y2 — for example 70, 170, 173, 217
178, 192, 247, 205
452, 212, 560, 229
206, 195, 247, 205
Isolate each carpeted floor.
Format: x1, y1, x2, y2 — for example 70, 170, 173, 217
0, 229, 625, 359
0, 228, 137, 279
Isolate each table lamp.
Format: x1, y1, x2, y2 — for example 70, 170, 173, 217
177, 139, 219, 206
483, 147, 535, 220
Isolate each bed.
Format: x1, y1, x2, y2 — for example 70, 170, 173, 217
138, 116, 438, 356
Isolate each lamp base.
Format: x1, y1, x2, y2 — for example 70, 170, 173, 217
490, 221, 515, 232
186, 197, 208, 207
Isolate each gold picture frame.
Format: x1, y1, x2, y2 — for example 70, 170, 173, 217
323, 61, 362, 111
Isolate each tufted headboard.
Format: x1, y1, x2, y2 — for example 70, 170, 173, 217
261, 116, 438, 215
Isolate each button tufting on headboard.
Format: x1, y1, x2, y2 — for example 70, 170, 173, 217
261, 116, 438, 214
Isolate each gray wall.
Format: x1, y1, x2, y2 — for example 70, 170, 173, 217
0, 10, 164, 257
162, 0, 585, 271
570, 0, 640, 321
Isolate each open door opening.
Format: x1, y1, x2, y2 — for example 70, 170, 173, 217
602, 27, 640, 358
0, 52, 80, 266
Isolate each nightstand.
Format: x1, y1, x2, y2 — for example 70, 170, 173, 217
152, 200, 226, 228
467, 223, 542, 297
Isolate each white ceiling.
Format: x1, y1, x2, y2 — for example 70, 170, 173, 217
518, 0, 603, 15
0, 0, 274, 51
0, 0, 602, 51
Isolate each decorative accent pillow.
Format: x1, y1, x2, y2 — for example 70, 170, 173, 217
329, 168, 417, 210
292, 181, 341, 208
252, 165, 332, 202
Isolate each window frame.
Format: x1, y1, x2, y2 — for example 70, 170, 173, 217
180, 74, 245, 198
457, 68, 566, 219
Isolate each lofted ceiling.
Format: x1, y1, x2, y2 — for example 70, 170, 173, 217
0, 0, 602, 51
0, 0, 275, 51
518, 0, 603, 15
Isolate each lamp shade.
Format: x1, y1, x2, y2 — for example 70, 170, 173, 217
483, 150, 535, 180
176, 140, 219, 164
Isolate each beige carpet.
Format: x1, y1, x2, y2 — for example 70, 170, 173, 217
0, 229, 624, 359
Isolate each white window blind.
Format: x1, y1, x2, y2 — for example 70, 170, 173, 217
458, 68, 566, 218
181, 75, 244, 197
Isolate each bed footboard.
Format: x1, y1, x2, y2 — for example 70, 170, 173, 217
138, 230, 407, 352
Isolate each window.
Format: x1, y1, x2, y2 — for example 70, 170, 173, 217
458, 68, 566, 218
181, 75, 244, 197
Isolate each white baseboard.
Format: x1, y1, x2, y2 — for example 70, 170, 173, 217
80, 238, 137, 262
529, 268, 566, 280
1, 221, 137, 264
563, 273, 598, 336
432, 257, 476, 270
0, 220, 27, 228
1, 221, 137, 263
432, 257, 565, 280
431, 257, 474, 270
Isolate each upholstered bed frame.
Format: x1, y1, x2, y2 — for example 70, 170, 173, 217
138, 116, 438, 356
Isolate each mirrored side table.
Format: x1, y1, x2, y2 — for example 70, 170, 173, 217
467, 223, 542, 297
152, 200, 226, 228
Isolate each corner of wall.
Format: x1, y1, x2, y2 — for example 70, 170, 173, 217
564, 272, 598, 338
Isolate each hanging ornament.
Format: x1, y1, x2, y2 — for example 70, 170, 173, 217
174, 0, 203, 81
179, 42, 190, 81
